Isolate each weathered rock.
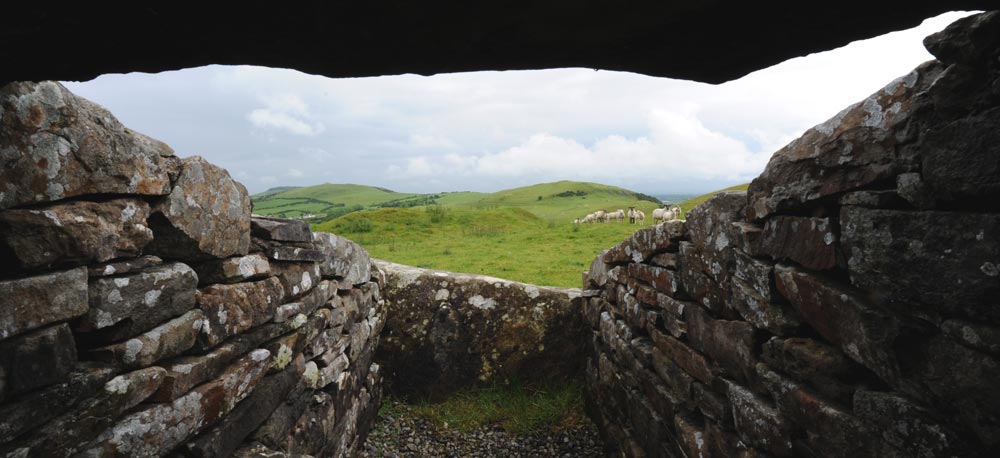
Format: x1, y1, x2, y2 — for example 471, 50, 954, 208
77, 262, 198, 343
924, 11, 1000, 68
271, 262, 321, 299
684, 304, 755, 381
761, 337, 859, 404
196, 277, 286, 349
686, 191, 747, 253
87, 255, 162, 278
78, 349, 271, 457
746, 61, 943, 220
0, 81, 176, 210
0, 267, 87, 341
0, 198, 153, 272
837, 190, 907, 208
726, 381, 794, 457
232, 442, 315, 458
584, 250, 611, 288
602, 220, 685, 265
774, 263, 900, 384
648, 327, 714, 384
0, 324, 76, 401
192, 253, 271, 286
854, 390, 975, 458
731, 251, 799, 334
146, 155, 252, 260
313, 232, 371, 285
759, 216, 840, 270
895, 172, 936, 209
88, 309, 206, 370
181, 357, 303, 458
0, 363, 115, 447
841, 207, 1000, 324
251, 217, 312, 242
376, 260, 583, 399
5, 367, 165, 457
941, 319, 1000, 356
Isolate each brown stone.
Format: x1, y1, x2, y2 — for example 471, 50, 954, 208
731, 251, 799, 334
854, 390, 975, 458
271, 262, 321, 299
774, 263, 900, 384
313, 232, 372, 285
146, 155, 252, 260
0, 323, 76, 401
602, 220, 684, 265
626, 263, 683, 298
196, 277, 286, 349
192, 253, 271, 286
648, 327, 714, 384
258, 242, 327, 263
841, 206, 1000, 324
77, 262, 198, 343
6, 367, 166, 457
0, 198, 153, 272
727, 381, 794, 456
761, 337, 859, 404
0, 81, 175, 210
78, 349, 271, 457
88, 309, 206, 370
746, 61, 943, 220
0, 267, 88, 341
684, 304, 756, 381
251, 217, 312, 242
759, 216, 840, 271
87, 255, 163, 278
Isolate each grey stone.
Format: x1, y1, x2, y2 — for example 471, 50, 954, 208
87, 255, 163, 278
0, 324, 76, 401
313, 232, 371, 285
0, 267, 87, 341
0, 81, 176, 210
146, 155, 252, 260
601, 220, 685, 265
272, 262, 322, 299
251, 217, 312, 242
195, 277, 286, 349
192, 253, 271, 286
88, 309, 206, 370
759, 216, 841, 271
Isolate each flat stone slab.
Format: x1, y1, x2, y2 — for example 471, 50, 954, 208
192, 253, 271, 286
0, 267, 88, 341
196, 277, 287, 349
88, 310, 207, 370
251, 217, 312, 242
0, 81, 177, 210
313, 232, 371, 285
0, 323, 77, 401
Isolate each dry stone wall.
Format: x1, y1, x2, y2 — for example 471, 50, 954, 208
583, 12, 1000, 458
375, 261, 585, 400
0, 81, 385, 458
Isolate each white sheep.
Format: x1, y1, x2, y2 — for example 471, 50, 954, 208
668, 205, 682, 221
611, 209, 625, 222
583, 213, 596, 224
652, 207, 668, 223
594, 210, 607, 223
635, 209, 646, 225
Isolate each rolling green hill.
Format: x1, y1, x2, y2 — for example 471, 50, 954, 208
252, 184, 419, 221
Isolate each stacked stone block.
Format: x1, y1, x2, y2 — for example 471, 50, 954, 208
0, 81, 385, 457
584, 12, 1000, 458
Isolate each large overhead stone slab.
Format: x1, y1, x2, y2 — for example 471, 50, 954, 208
0, 81, 176, 210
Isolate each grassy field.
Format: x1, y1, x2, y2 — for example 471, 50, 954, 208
310, 181, 746, 287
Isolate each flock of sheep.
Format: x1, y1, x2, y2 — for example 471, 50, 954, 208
574, 205, 682, 225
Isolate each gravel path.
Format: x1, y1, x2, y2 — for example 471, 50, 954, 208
360, 399, 606, 458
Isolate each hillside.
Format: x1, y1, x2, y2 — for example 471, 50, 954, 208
251, 183, 419, 221
458, 181, 664, 222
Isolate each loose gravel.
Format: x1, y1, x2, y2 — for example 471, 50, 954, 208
360, 399, 606, 458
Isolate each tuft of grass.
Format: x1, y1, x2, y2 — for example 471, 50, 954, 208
406, 381, 586, 435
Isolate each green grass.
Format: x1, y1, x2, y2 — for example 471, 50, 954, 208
674, 183, 749, 215
396, 381, 586, 434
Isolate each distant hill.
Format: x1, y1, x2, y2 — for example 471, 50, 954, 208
251, 183, 420, 222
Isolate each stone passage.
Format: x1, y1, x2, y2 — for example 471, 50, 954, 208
0, 81, 385, 457
582, 12, 1000, 458
376, 261, 586, 400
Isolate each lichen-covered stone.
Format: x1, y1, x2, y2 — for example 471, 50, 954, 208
731, 251, 799, 334
602, 220, 684, 265
192, 253, 271, 286
146, 155, 252, 260
841, 207, 1000, 324
196, 277, 286, 349
376, 260, 582, 399
0, 81, 176, 210
77, 262, 198, 343
271, 262, 321, 300
251, 217, 312, 242
746, 61, 943, 220
726, 381, 794, 456
761, 337, 859, 404
854, 390, 975, 458
0, 198, 153, 272
684, 304, 755, 381
88, 309, 206, 370
87, 255, 163, 278
313, 232, 371, 285
0, 267, 87, 341
0, 323, 76, 401
774, 263, 900, 384
759, 216, 841, 271
5, 367, 165, 457
78, 349, 271, 457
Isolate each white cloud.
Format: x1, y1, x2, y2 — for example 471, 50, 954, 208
286, 168, 305, 177
246, 93, 324, 136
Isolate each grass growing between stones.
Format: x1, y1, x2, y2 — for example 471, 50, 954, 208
394, 381, 587, 435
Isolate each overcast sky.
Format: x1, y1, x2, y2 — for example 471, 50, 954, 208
64, 11, 974, 195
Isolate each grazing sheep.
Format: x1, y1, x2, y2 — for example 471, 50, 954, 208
594, 210, 608, 223
573, 218, 581, 224
611, 209, 625, 222
669, 205, 682, 221
583, 213, 596, 224
635, 209, 646, 225
627, 207, 638, 224
652, 207, 668, 223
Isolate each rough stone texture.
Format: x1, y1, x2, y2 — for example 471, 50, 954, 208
0, 267, 88, 341
841, 206, 1000, 324
196, 277, 286, 349
602, 221, 685, 265
0, 324, 76, 401
252, 217, 313, 243
272, 262, 321, 300
87, 255, 162, 278
746, 61, 942, 220
0, 81, 176, 210
77, 262, 198, 343
192, 253, 271, 286
0, 198, 153, 272
759, 216, 841, 271
376, 260, 584, 399
78, 349, 271, 457
88, 309, 206, 370
146, 155, 252, 260
314, 232, 372, 285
